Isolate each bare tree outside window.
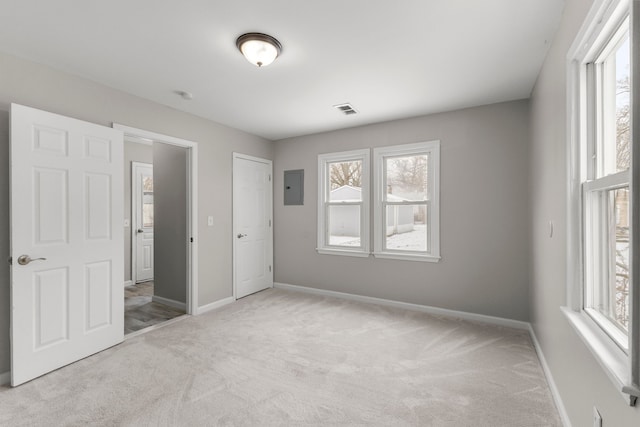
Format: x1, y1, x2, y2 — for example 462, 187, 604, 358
617, 75, 630, 171
615, 73, 630, 330
329, 161, 361, 190
385, 155, 428, 198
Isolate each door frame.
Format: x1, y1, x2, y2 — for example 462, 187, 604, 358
115, 124, 198, 314
232, 152, 273, 300
131, 161, 153, 284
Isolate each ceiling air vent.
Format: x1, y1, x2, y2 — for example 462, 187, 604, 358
334, 103, 358, 116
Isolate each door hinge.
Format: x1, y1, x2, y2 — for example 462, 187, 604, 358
269, 174, 271, 182
7, 256, 12, 265
269, 265, 272, 272
269, 219, 272, 227
190, 237, 194, 243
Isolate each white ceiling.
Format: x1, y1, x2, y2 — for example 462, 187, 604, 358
0, 0, 565, 140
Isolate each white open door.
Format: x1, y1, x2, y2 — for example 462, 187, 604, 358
132, 162, 154, 283
233, 153, 273, 299
10, 104, 124, 386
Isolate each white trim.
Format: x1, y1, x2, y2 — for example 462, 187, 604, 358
232, 153, 274, 300
131, 161, 153, 285
373, 252, 440, 263
124, 280, 133, 288
273, 282, 529, 330
567, 0, 630, 62
316, 248, 370, 258
0, 371, 10, 386
195, 297, 235, 315
151, 295, 187, 311
583, 169, 630, 191
317, 149, 370, 256
528, 325, 572, 427
114, 124, 199, 315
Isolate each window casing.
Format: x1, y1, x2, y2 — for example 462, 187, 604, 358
373, 141, 440, 262
566, 0, 639, 405
317, 149, 370, 257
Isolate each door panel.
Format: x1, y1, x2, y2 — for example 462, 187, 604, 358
34, 268, 69, 349
133, 162, 154, 282
85, 173, 112, 239
85, 260, 112, 331
34, 168, 68, 244
233, 154, 273, 299
10, 103, 124, 386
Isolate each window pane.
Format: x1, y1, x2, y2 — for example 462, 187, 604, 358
328, 160, 362, 197
612, 188, 629, 331
586, 187, 629, 334
614, 37, 630, 172
599, 32, 630, 177
143, 176, 153, 192
384, 204, 427, 252
143, 194, 154, 228
328, 205, 361, 247
141, 175, 153, 228
385, 154, 428, 201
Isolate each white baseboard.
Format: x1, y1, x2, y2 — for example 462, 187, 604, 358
124, 280, 133, 288
152, 295, 186, 310
528, 325, 571, 427
0, 371, 10, 386
274, 282, 529, 330
195, 297, 235, 315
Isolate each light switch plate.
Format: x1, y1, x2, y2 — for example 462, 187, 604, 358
207, 216, 214, 226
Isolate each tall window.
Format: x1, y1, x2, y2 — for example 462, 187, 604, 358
317, 149, 370, 257
583, 19, 631, 349
373, 141, 440, 262
567, 0, 639, 404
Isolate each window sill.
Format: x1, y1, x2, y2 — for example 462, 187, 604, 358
372, 252, 440, 263
316, 248, 370, 258
561, 306, 640, 405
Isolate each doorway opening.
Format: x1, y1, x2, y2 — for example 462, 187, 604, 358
115, 124, 199, 335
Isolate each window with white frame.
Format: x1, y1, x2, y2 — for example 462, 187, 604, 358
566, 0, 639, 405
583, 17, 631, 351
317, 149, 370, 257
373, 141, 440, 262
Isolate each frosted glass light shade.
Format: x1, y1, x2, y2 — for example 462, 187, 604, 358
236, 33, 282, 67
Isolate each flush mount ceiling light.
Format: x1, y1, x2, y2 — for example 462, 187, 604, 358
236, 32, 282, 67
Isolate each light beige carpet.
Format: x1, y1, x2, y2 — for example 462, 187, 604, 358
0, 288, 561, 426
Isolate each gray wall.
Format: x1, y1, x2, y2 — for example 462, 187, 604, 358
124, 141, 153, 282
153, 143, 188, 303
529, 0, 640, 425
273, 100, 530, 321
0, 51, 273, 374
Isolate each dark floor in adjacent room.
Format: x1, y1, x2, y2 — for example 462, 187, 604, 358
124, 282, 185, 334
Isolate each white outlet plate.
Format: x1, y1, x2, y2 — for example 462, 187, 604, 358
593, 406, 602, 427
124, 219, 130, 227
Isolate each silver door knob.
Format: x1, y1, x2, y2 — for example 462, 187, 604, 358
17, 255, 47, 265
137, 229, 144, 233
237, 233, 247, 238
